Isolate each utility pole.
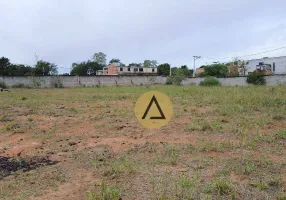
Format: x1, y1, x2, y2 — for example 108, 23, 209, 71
193, 56, 201, 77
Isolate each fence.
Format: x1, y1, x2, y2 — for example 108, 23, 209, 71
0, 75, 167, 87
1, 75, 286, 88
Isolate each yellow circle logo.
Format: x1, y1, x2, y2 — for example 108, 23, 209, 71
135, 91, 173, 129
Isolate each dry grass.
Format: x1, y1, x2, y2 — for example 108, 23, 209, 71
0, 85, 285, 200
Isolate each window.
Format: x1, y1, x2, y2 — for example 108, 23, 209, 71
134, 68, 138, 72
120, 68, 123, 71
104, 67, 108, 70
152, 68, 155, 72
128, 68, 131, 71
273, 62, 276, 72
139, 68, 143, 72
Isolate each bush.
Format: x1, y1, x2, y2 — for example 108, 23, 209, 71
246, 72, 266, 85
12, 83, 31, 88
0, 81, 8, 89
166, 76, 173, 85
199, 77, 221, 86
166, 69, 185, 85
203, 63, 229, 77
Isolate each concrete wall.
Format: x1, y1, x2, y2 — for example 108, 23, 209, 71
182, 75, 286, 86
181, 77, 248, 86
266, 75, 286, 86
0, 76, 167, 87
1, 75, 286, 88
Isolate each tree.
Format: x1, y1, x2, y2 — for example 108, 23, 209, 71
0, 57, 11, 75
180, 65, 193, 77
71, 60, 103, 75
143, 60, 158, 68
109, 58, 120, 64
109, 58, 125, 66
0, 57, 33, 76
157, 63, 170, 76
33, 60, 58, 75
203, 63, 229, 77
9, 64, 33, 76
92, 52, 107, 66
167, 68, 185, 85
128, 63, 142, 67
143, 60, 151, 68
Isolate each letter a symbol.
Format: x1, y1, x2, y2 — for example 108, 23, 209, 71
142, 95, 166, 119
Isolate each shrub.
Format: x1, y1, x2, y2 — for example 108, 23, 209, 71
203, 63, 229, 77
199, 76, 221, 86
0, 81, 8, 89
166, 69, 185, 85
246, 72, 266, 85
166, 76, 173, 85
12, 83, 31, 88
213, 178, 233, 195
54, 82, 64, 88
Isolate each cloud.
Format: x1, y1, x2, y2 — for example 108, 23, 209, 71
1, 0, 286, 73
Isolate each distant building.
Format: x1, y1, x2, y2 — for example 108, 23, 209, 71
227, 64, 239, 77
195, 66, 205, 76
96, 63, 157, 75
242, 56, 286, 76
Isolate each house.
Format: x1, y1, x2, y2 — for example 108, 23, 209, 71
96, 63, 158, 75
227, 64, 239, 77
195, 66, 205, 76
241, 56, 286, 76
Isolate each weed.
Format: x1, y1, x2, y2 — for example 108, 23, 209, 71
103, 156, 138, 178
4, 121, 18, 131
239, 159, 257, 175
154, 145, 179, 165
212, 178, 233, 195
273, 115, 285, 120
200, 140, 234, 152
68, 107, 81, 114
250, 179, 269, 190
27, 116, 33, 122
0, 81, 8, 89
276, 130, 286, 140
87, 182, 121, 200
177, 174, 198, 199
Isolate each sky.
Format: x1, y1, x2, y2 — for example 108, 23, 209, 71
1, 0, 286, 73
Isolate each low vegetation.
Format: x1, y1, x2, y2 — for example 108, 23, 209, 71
0, 85, 285, 199
199, 76, 221, 86
0, 81, 8, 89
247, 72, 266, 85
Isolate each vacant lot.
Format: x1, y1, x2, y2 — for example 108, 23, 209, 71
0, 86, 285, 200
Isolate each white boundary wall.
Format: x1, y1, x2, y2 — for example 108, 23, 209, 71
0, 76, 167, 87
1, 75, 286, 87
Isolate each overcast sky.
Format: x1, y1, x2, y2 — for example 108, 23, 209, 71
1, 0, 286, 73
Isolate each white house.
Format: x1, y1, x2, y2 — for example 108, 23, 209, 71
96, 63, 157, 75
117, 66, 157, 75
243, 56, 286, 75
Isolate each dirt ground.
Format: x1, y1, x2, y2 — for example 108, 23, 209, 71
0, 86, 285, 200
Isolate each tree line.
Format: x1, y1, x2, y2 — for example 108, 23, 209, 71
0, 52, 238, 78
0, 57, 57, 76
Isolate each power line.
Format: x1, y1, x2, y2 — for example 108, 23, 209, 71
203, 45, 286, 60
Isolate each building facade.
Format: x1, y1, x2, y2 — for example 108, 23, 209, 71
242, 56, 286, 76
96, 63, 158, 75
